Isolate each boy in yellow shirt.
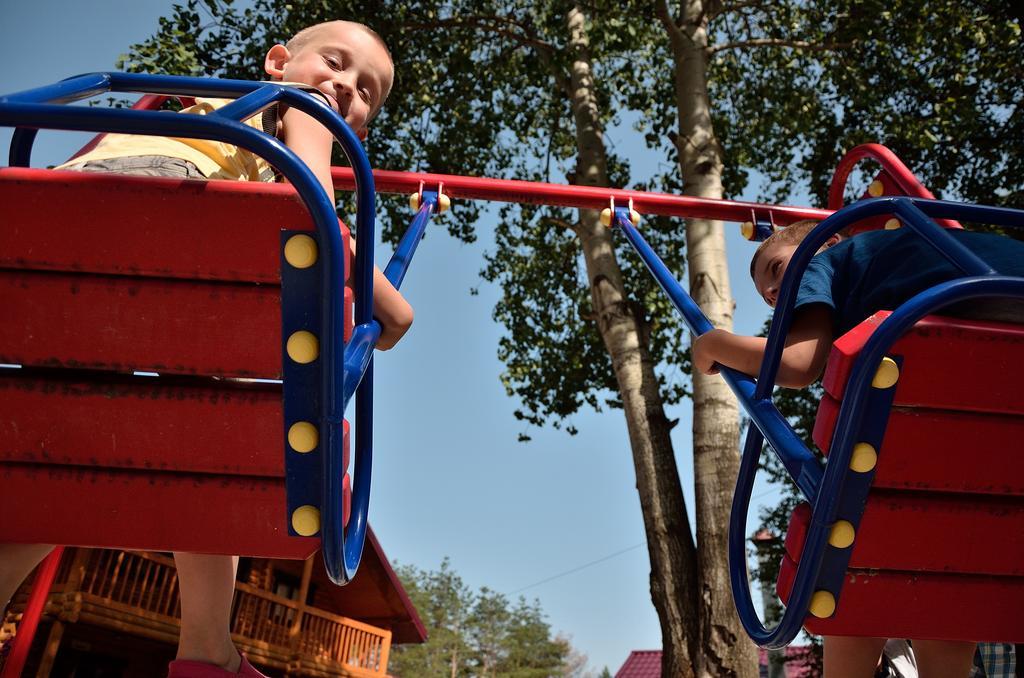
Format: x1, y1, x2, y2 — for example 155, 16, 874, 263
1, 20, 410, 678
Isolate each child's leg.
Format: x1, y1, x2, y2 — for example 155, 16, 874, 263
173, 552, 241, 672
0, 544, 55, 610
912, 639, 977, 677
823, 635, 887, 677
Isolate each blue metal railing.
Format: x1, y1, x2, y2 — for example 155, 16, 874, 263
613, 206, 823, 500
0, 72, 382, 583
342, 191, 438, 407
614, 197, 1024, 648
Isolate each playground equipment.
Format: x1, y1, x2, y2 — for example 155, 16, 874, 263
1, 73, 381, 586
341, 152, 1024, 647
721, 151, 1024, 648
589, 142, 1024, 648
2, 73, 1022, 675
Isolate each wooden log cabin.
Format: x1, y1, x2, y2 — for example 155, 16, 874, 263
0, 528, 426, 677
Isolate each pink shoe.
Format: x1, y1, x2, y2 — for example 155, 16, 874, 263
168, 654, 268, 677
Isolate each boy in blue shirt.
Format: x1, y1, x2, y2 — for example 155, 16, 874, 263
694, 220, 1024, 388
694, 219, 1024, 677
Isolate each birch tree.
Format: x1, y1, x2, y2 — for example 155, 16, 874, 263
653, 2, 755, 673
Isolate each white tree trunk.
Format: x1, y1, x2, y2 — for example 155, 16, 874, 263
566, 5, 700, 676
660, 0, 759, 675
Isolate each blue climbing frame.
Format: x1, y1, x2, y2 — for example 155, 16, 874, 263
613, 198, 1024, 649
0, 72, 441, 584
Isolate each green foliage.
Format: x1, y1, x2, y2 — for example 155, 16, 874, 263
389, 559, 576, 677
484, 201, 690, 436
123, 0, 1022, 435
616, 1, 1022, 208
700, 0, 1023, 207
122, 0, 693, 437
390, 558, 473, 677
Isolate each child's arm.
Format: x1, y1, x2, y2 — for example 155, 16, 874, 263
279, 107, 413, 351
348, 250, 414, 351
692, 305, 834, 388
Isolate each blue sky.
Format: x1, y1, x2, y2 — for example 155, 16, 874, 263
0, 1, 813, 672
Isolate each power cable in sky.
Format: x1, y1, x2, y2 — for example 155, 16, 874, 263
509, 542, 647, 595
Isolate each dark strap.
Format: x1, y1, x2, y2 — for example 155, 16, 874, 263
261, 103, 279, 137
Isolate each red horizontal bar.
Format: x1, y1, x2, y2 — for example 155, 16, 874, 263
784, 494, 1024, 577
0, 167, 351, 283
813, 396, 1024, 495
0, 374, 289, 477
331, 167, 831, 226
821, 312, 1024, 414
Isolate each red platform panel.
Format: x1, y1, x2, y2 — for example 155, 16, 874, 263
1, 168, 355, 558
821, 312, 1024, 414
0, 167, 350, 283
0, 371, 351, 555
1, 270, 282, 377
814, 398, 1024, 495
0, 464, 322, 558
784, 497, 1024, 578
777, 554, 1024, 642
0, 373, 349, 477
780, 313, 1024, 640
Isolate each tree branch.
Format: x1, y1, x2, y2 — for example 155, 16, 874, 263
655, 0, 691, 50
711, 0, 767, 19
542, 216, 581, 235
404, 15, 557, 55
403, 13, 569, 95
707, 38, 853, 55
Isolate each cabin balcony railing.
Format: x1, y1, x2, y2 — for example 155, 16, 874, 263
2, 549, 391, 677
298, 607, 391, 677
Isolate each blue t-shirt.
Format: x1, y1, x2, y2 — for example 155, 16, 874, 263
795, 229, 1024, 335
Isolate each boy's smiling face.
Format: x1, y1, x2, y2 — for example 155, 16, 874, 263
752, 240, 799, 308
264, 21, 393, 139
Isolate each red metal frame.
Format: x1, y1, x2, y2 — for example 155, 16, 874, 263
828, 143, 962, 229
777, 550, 1024, 642
6, 119, 1003, 653
331, 167, 832, 225
70, 106, 950, 235
779, 311, 1024, 641
820, 311, 1024, 413
0, 548, 63, 678
66, 94, 833, 227
67, 94, 198, 162
0, 168, 355, 558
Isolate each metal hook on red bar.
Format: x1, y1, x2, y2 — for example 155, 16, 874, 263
408, 180, 451, 213
740, 208, 776, 242
601, 195, 640, 227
